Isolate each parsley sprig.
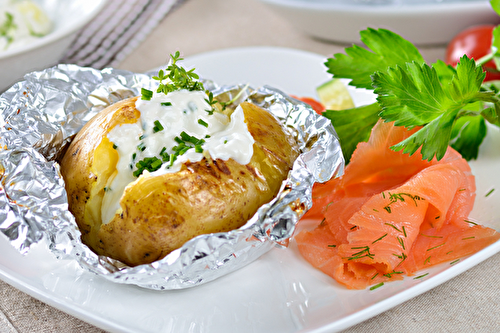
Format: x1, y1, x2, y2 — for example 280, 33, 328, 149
323, 8, 500, 162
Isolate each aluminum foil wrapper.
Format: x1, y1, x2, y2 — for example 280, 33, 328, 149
0, 64, 344, 290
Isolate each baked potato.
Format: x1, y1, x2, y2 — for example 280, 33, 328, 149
60, 95, 299, 266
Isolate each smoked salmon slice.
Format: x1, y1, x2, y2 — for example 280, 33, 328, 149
296, 120, 500, 290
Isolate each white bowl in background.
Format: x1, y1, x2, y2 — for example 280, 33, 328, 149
259, 0, 500, 46
0, 0, 107, 92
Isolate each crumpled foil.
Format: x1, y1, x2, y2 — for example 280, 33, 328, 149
0, 64, 344, 290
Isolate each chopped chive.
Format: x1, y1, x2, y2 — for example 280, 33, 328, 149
195, 145, 203, 153
382, 192, 386, 199
446, 251, 453, 255
426, 243, 445, 251
350, 225, 357, 230
458, 188, 466, 192
139, 134, 146, 140
402, 226, 407, 237
385, 223, 402, 233
319, 218, 326, 226
384, 270, 403, 278
198, 119, 209, 127
424, 256, 431, 265
373, 208, 379, 212
372, 233, 388, 244
414, 273, 429, 280
112, 143, 118, 149
370, 282, 384, 291
462, 236, 475, 240
153, 120, 164, 133
450, 259, 460, 265
464, 220, 478, 226
486, 189, 495, 197
397, 237, 405, 250
371, 273, 378, 280
174, 136, 183, 144
419, 233, 443, 239
132, 153, 137, 160
161, 102, 172, 107
224, 139, 228, 144
180, 131, 191, 141
327, 244, 336, 248
137, 142, 146, 151
435, 216, 440, 219
141, 88, 153, 100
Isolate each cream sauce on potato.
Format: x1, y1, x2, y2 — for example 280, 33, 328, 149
103, 89, 255, 224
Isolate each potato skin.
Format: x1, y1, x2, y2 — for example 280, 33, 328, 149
60, 97, 299, 266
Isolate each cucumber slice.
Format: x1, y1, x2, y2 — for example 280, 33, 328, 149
316, 79, 355, 110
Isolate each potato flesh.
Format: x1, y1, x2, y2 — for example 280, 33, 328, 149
60, 97, 299, 266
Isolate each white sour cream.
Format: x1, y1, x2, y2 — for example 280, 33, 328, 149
0, 0, 52, 52
101, 89, 255, 224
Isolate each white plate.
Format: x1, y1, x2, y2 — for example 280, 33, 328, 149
0, 47, 499, 333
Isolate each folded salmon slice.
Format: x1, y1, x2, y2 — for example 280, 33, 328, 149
296, 121, 499, 290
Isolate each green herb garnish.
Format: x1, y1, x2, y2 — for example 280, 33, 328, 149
153, 51, 203, 95
370, 282, 384, 291
198, 119, 208, 127
371, 233, 388, 244
322, 22, 500, 163
137, 142, 146, 152
153, 120, 164, 133
141, 88, 153, 101
0, 13, 16, 48
414, 273, 429, 279
486, 188, 495, 197
133, 156, 163, 177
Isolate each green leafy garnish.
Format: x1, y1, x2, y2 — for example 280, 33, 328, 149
323, 25, 500, 162
153, 120, 164, 133
153, 51, 204, 94
0, 12, 16, 48
141, 88, 153, 101
323, 103, 380, 163
198, 119, 208, 127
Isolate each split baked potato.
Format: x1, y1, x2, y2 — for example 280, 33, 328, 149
60, 97, 299, 266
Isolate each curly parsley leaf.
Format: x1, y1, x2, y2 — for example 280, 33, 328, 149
323, 103, 381, 163
324, 28, 426, 90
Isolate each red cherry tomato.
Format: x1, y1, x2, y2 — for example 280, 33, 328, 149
446, 25, 500, 82
292, 96, 325, 114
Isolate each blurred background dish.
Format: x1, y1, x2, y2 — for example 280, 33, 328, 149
0, 0, 107, 92
258, 0, 499, 46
